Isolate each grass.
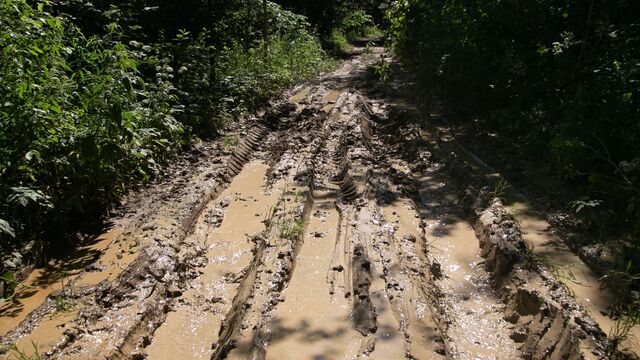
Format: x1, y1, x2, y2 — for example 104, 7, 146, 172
361, 26, 383, 39
522, 244, 579, 285
608, 306, 640, 358
52, 272, 74, 313
277, 218, 305, 240
522, 244, 552, 271
325, 29, 352, 56
6, 342, 41, 360
489, 178, 511, 200
222, 133, 240, 150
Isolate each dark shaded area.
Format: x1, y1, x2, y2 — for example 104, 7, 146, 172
387, 0, 640, 251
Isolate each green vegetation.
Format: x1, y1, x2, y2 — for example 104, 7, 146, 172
385, 0, 640, 228
0, 0, 346, 296
0, 0, 381, 299
277, 218, 305, 240
601, 261, 640, 311
275, 1, 383, 56
488, 179, 512, 201
608, 305, 640, 357
7, 342, 41, 360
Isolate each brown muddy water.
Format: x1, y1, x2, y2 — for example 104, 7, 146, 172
416, 169, 519, 359
147, 162, 280, 359
0, 44, 631, 360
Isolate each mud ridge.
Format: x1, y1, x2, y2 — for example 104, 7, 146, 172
475, 199, 609, 359
210, 234, 268, 359
358, 98, 459, 358
351, 244, 377, 336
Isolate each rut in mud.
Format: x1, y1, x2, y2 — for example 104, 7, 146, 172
0, 45, 625, 359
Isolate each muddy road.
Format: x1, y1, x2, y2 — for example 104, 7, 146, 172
0, 45, 632, 359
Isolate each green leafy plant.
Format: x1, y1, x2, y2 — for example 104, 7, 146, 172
0, 271, 35, 302
384, 0, 640, 265
0, 0, 334, 277
373, 58, 391, 85
339, 10, 373, 38
325, 29, 351, 55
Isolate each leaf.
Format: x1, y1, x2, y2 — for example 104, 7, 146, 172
25, 150, 39, 161
50, 101, 61, 114
0, 219, 15, 238
121, 111, 134, 122
7, 187, 53, 209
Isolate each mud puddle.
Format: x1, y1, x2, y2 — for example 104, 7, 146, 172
379, 196, 446, 359
406, 164, 516, 359
0, 227, 142, 359
265, 92, 447, 359
445, 139, 639, 353
0, 229, 126, 337
146, 161, 281, 359
264, 186, 365, 359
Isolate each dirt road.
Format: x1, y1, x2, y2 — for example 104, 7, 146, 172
0, 45, 627, 359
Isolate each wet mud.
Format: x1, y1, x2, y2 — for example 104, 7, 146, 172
0, 43, 630, 360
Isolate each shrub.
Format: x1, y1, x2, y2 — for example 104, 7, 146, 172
0, 0, 333, 280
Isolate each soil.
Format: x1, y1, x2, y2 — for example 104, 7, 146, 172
0, 43, 635, 360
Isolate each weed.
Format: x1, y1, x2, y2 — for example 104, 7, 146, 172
373, 59, 391, 85
600, 261, 640, 304
53, 272, 74, 312
290, 190, 305, 204
522, 244, 579, 284
489, 179, 511, 200
363, 42, 373, 56
522, 244, 551, 271
608, 306, 640, 358
8, 341, 41, 360
504, 212, 520, 223
222, 133, 240, 150
277, 218, 304, 240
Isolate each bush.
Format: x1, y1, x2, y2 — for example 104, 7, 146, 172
324, 29, 351, 55
339, 10, 373, 38
0, 0, 184, 257
386, 0, 640, 238
0, 0, 333, 278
